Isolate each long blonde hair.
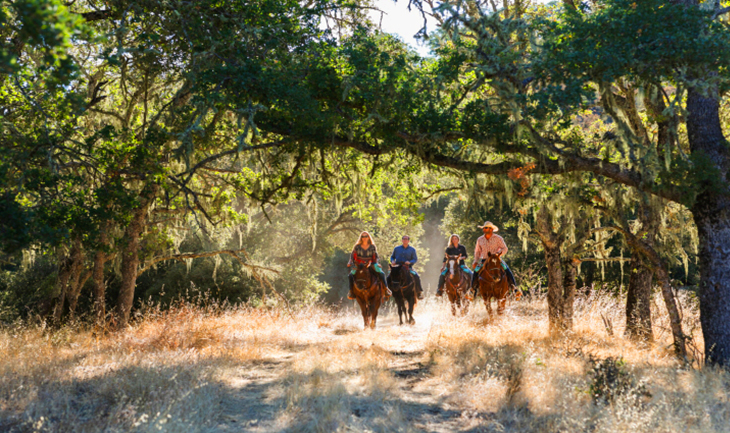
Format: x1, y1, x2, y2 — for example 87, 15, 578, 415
448, 234, 460, 249
354, 231, 376, 250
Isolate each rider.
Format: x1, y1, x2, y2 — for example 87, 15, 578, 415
389, 235, 424, 300
436, 234, 473, 297
471, 221, 517, 295
347, 231, 391, 300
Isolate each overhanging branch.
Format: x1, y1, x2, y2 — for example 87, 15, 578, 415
138, 248, 279, 277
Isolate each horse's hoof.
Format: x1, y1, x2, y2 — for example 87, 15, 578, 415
409, 319, 415, 325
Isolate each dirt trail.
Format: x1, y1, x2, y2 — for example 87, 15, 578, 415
215, 300, 489, 432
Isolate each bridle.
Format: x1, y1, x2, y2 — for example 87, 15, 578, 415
480, 257, 504, 283
354, 262, 374, 289
391, 263, 414, 292
446, 256, 464, 285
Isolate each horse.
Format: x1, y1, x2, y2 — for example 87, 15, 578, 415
476, 252, 510, 318
444, 255, 471, 316
388, 263, 417, 325
351, 261, 384, 329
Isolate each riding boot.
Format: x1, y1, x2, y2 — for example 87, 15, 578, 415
347, 274, 355, 300
380, 273, 392, 299
414, 274, 424, 299
436, 274, 445, 297
471, 272, 479, 297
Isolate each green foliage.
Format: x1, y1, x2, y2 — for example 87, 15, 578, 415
537, 0, 730, 97
0, 254, 57, 321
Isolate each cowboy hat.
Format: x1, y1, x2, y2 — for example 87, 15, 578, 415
477, 221, 499, 232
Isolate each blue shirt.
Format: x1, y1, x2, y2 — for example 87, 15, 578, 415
390, 245, 418, 265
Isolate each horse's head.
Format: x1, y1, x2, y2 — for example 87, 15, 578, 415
485, 252, 503, 281
446, 255, 460, 277
355, 261, 371, 275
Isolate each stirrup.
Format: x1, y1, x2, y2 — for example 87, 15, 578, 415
347, 290, 355, 300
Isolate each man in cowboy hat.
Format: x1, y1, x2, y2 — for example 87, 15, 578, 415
471, 221, 517, 295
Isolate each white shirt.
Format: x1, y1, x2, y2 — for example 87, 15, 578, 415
473, 234, 508, 261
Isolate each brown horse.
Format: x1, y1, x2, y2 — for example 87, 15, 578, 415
476, 252, 510, 318
444, 255, 471, 316
352, 262, 384, 329
389, 263, 417, 325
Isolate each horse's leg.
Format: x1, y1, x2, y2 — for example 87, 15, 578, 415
357, 297, 369, 328
395, 292, 405, 325
370, 297, 380, 329
498, 296, 506, 315
408, 293, 415, 325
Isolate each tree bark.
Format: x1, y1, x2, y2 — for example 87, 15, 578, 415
625, 258, 654, 341
625, 201, 658, 342
670, 0, 730, 367
561, 257, 578, 331
52, 248, 74, 323
687, 88, 730, 365
615, 224, 686, 358
561, 257, 580, 331
64, 243, 85, 317
536, 207, 569, 335
115, 186, 157, 329
92, 223, 109, 324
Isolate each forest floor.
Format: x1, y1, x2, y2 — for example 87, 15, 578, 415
1, 291, 729, 432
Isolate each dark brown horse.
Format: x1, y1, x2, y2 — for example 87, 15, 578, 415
476, 252, 510, 318
352, 262, 384, 329
444, 255, 471, 316
389, 263, 417, 325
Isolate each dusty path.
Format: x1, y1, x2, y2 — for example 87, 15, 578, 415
215, 300, 491, 432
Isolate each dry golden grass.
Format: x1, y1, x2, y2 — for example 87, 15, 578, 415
0, 291, 728, 432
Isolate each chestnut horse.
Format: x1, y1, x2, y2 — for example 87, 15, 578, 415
476, 252, 510, 318
352, 262, 384, 329
444, 255, 471, 316
389, 263, 417, 325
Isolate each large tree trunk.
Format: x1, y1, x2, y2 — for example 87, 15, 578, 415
667, 0, 730, 366
560, 257, 578, 331
116, 187, 157, 329
625, 258, 653, 341
544, 243, 564, 334
625, 201, 658, 342
619, 224, 686, 358
536, 207, 569, 335
687, 88, 730, 366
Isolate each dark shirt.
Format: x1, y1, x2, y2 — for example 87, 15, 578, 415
351, 244, 379, 264
390, 245, 418, 265
443, 244, 468, 266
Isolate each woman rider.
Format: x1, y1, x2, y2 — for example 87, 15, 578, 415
436, 234, 473, 297
347, 231, 392, 300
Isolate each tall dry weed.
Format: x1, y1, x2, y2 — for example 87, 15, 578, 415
0, 291, 728, 432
